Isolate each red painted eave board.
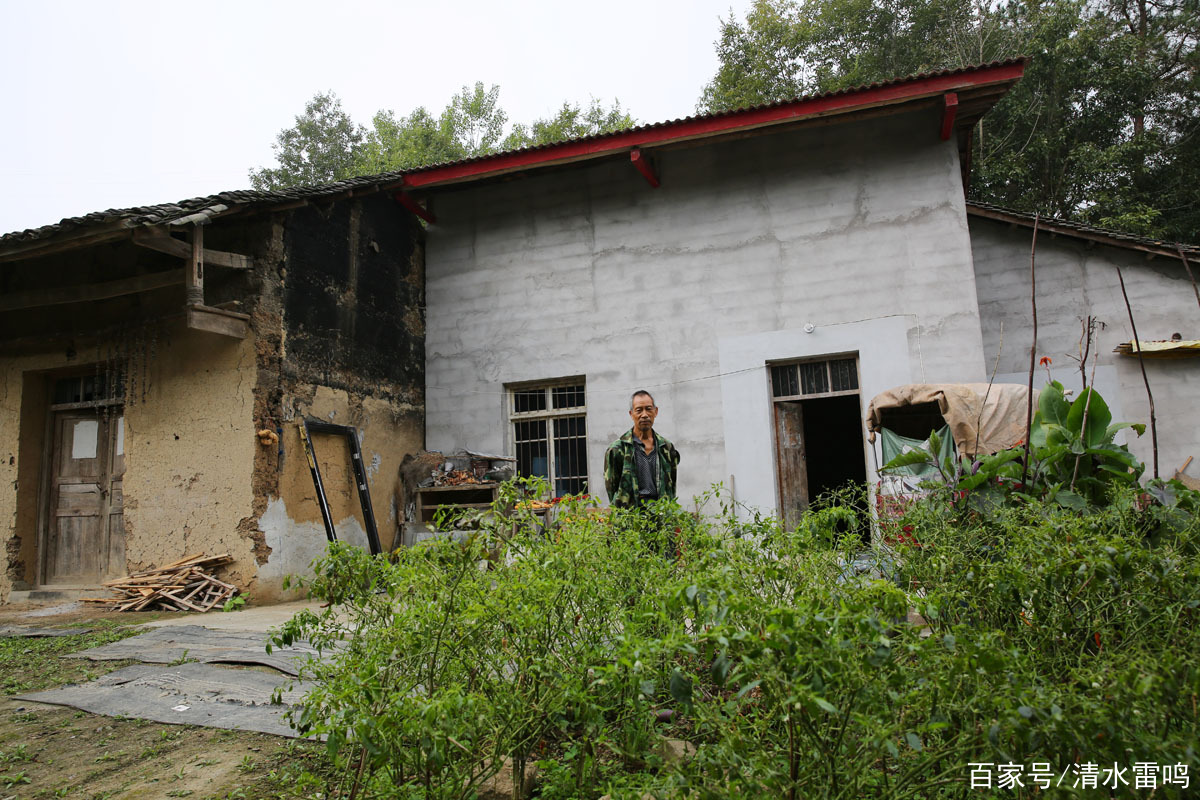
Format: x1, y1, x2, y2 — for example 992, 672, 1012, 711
404, 61, 1024, 190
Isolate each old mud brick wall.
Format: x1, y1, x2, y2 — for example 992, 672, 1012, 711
247, 193, 425, 598
0, 227, 260, 602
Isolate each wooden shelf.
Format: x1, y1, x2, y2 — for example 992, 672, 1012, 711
416, 484, 498, 524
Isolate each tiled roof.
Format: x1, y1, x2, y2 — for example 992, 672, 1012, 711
2, 59, 1027, 249
966, 201, 1199, 259
0, 176, 408, 246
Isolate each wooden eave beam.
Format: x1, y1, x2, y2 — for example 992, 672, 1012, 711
0, 268, 184, 312
400, 61, 1025, 191
186, 304, 249, 339
394, 191, 436, 224
131, 228, 251, 269
630, 148, 660, 188
0, 224, 132, 263
940, 93, 959, 141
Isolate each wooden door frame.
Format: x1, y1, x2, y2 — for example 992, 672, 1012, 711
34, 368, 124, 586
767, 354, 865, 526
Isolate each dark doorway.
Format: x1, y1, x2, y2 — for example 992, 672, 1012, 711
771, 356, 867, 533
801, 394, 868, 501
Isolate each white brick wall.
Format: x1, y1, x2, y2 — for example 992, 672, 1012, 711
426, 110, 989, 509
970, 217, 1200, 478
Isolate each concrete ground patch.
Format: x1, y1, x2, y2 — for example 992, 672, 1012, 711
16, 661, 314, 738
0, 625, 93, 637
65, 624, 324, 676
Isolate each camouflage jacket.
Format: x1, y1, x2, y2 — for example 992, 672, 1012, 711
604, 429, 680, 508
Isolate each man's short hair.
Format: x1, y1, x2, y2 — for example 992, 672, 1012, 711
630, 390, 655, 410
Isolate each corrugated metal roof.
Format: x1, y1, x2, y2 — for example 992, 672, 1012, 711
966, 201, 1199, 258
399, 58, 1027, 177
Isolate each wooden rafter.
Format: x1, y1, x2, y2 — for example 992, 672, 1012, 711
0, 269, 183, 312
131, 227, 251, 269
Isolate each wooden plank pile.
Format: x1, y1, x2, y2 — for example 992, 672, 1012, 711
83, 553, 238, 612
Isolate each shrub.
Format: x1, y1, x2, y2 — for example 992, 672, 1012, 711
272, 478, 1200, 799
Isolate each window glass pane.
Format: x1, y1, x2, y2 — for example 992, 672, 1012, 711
771, 364, 799, 398
54, 377, 81, 404
514, 419, 548, 479
830, 358, 859, 392
552, 384, 586, 409
799, 361, 829, 395
510, 381, 590, 496
553, 415, 588, 496
53, 372, 124, 404
513, 388, 547, 414
81, 374, 102, 402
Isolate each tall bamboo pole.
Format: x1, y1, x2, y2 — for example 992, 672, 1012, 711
1178, 246, 1200, 315
1116, 267, 1159, 479
1021, 215, 1040, 489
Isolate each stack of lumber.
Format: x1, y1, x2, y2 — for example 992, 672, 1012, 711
83, 553, 238, 612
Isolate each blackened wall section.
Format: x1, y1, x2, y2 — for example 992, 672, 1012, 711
282, 195, 424, 399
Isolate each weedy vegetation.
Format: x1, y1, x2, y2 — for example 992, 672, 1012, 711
273, 385, 1199, 799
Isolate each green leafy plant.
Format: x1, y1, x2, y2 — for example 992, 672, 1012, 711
221, 593, 248, 612
271, 476, 1199, 799
3, 770, 32, 788
881, 381, 1145, 512
0, 743, 32, 764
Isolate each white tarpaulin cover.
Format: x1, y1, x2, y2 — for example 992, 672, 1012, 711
867, 383, 1036, 458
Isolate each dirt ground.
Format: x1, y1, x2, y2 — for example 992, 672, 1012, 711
0, 602, 331, 800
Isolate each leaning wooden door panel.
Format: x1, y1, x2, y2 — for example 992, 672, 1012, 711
774, 401, 808, 531
45, 413, 108, 584
105, 414, 127, 578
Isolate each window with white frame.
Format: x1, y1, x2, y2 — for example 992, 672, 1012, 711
509, 380, 588, 497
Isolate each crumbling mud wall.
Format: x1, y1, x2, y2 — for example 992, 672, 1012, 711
0, 358, 51, 603
118, 322, 260, 586
245, 194, 425, 600
0, 323, 258, 603
1, 193, 425, 604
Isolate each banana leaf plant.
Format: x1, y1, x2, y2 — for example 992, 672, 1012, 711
880, 381, 1145, 511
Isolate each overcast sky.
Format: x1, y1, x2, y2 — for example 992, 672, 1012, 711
0, 0, 750, 236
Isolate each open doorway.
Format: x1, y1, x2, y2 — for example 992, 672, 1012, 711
771, 356, 867, 532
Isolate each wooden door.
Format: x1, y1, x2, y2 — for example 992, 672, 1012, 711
774, 401, 808, 531
44, 411, 124, 584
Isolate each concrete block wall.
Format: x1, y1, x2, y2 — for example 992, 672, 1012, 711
425, 111, 990, 512
970, 218, 1200, 478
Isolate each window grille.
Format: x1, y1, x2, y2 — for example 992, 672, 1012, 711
770, 357, 859, 400
51, 372, 125, 408
509, 380, 588, 497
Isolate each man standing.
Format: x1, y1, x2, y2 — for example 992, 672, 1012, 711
604, 390, 681, 508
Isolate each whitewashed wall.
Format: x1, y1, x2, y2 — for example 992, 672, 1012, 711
425, 110, 991, 516
970, 217, 1200, 479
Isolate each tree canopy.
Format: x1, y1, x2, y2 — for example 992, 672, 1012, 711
699, 0, 1199, 242
250, 7, 1196, 243
250, 85, 634, 191
248, 91, 365, 190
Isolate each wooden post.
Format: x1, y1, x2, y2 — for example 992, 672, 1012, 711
1178, 246, 1200, 314
186, 225, 204, 306
1021, 214, 1039, 489
1117, 267, 1159, 479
